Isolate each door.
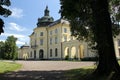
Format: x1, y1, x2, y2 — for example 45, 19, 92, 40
34, 50, 36, 59
39, 49, 44, 59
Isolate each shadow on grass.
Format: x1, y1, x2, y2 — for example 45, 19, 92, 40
1, 68, 120, 80
65, 68, 120, 80
65, 68, 94, 80
65, 68, 113, 80
0, 70, 66, 80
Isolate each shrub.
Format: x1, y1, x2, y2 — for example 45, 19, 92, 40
65, 55, 69, 60
81, 57, 98, 61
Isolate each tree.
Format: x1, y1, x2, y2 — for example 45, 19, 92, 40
60, 0, 120, 79
4, 35, 17, 60
0, 41, 5, 59
0, 0, 11, 34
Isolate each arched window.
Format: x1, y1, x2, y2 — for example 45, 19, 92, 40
50, 49, 52, 57
55, 48, 58, 57
39, 49, 44, 59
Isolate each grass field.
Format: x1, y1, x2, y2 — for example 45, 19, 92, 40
66, 61, 120, 80
65, 66, 95, 80
0, 61, 22, 73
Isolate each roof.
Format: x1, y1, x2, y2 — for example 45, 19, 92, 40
48, 19, 70, 27
37, 6, 54, 27
20, 43, 29, 49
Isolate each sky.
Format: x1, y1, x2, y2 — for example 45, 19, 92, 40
0, 0, 61, 47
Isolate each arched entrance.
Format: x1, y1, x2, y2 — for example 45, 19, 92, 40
39, 49, 44, 59
71, 47, 76, 58
64, 47, 69, 58
79, 45, 84, 58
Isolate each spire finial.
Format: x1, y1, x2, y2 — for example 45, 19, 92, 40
44, 5, 49, 16
46, 5, 48, 10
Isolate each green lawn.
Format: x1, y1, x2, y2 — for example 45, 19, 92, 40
65, 66, 95, 80
0, 61, 22, 73
65, 61, 120, 80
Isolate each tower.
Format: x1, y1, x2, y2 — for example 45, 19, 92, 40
37, 6, 54, 27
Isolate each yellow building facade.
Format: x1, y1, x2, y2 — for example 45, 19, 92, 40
18, 6, 120, 60
18, 43, 30, 60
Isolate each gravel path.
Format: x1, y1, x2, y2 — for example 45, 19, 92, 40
0, 61, 94, 80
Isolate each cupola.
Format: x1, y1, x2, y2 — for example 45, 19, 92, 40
37, 6, 54, 27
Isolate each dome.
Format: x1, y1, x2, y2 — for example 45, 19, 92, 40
38, 16, 54, 22
23, 42, 29, 47
20, 42, 29, 49
37, 6, 54, 27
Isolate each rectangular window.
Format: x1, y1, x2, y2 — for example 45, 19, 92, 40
50, 31, 52, 35
50, 38, 52, 44
63, 36, 67, 41
64, 28, 67, 33
35, 40, 37, 45
40, 32, 43, 36
40, 39, 43, 45
55, 37, 58, 44
55, 28, 58, 34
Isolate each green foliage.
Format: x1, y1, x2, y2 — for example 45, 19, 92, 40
60, 0, 120, 49
0, 19, 4, 34
0, 35, 18, 60
60, 0, 97, 51
65, 67, 94, 80
109, 0, 120, 37
81, 57, 98, 61
66, 67, 120, 80
0, 61, 21, 73
60, 0, 93, 41
0, 41, 5, 59
5, 36, 17, 59
0, 0, 11, 6
60, 0, 120, 77
0, 0, 11, 34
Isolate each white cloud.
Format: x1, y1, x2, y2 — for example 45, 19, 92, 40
1, 33, 29, 47
8, 22, 26, 31
1, 33, 28, 42
16, 41, 25, 45
10, 8, 24, 18
17, 37, 29, 47
0, 40, 5, 42
1, 33, 25, 38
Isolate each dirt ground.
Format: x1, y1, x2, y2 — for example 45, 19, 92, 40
0, 61, 94, 80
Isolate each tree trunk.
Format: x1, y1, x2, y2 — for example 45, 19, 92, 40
91, 0, 120, 76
